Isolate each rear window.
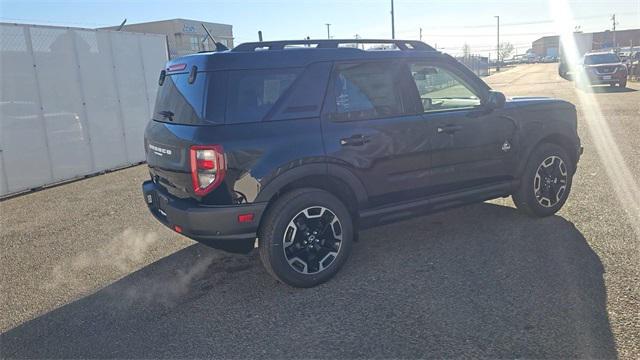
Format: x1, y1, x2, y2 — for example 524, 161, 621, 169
153, 71, 209, 125
154, 67, 301, 125
225, 69, 300, 124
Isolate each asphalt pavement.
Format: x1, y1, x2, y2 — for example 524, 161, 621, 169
1, 63, 638, 359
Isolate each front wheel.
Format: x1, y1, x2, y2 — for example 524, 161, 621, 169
258, 188, 353, 287
513, 143, 574, 217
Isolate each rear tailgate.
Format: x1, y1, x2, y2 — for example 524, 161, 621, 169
145, 57, 219, 198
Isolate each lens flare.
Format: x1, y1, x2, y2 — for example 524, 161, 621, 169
550, 0, 640, 237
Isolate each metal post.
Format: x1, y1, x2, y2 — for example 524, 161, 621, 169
611, 14, 617, 48
391, 0, 395, 39
419, 27, 422, 41
258, 31, 263, 42
325, 23, 331, 39
495, 15, 500, 71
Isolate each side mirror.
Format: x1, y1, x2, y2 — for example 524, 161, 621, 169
484, 90, 506, 110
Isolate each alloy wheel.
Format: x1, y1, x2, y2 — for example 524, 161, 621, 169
534, 155, 568, 208
282, 206, 343, 274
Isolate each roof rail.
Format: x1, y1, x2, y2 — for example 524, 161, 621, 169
232, 39, 436, 52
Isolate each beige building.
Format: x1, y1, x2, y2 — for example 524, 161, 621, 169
101, 18, 233, 58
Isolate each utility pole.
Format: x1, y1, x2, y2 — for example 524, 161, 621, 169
419, 27, 423, 41
325, 23, 331, 39
495, 15, 500, 71
611, 14, 618, 48
355, 34, 363, 49
391, 0, 395, 39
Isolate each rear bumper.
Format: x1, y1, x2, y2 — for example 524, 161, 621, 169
586, 72, 626, 84
142, 180, 266, 242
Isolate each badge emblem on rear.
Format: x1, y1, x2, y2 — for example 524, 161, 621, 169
502, 140, 511, 152
149, 143, 173, 157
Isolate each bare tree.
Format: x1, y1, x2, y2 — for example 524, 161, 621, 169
462, 43, 471, 58
499, 42, 515, 61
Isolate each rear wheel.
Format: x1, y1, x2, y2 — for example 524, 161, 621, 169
258, 188, 353, 287
513, 143, 574, 217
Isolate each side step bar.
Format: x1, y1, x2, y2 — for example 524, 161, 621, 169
358, 181, 513, 229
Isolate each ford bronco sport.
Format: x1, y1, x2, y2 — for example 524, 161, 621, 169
142, 39, 582, 288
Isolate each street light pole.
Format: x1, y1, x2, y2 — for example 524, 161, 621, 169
495, 15, 500, 72
391, 0, 395, 39
325, 23, 331, 39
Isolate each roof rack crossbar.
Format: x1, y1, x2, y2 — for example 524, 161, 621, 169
232, 39, 436, 52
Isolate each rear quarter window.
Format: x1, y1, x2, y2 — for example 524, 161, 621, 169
225, 68, 300, 124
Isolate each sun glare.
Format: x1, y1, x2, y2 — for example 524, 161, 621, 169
550, 0, 640, 237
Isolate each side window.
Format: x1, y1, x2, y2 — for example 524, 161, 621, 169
409, 63, 481, 113
331, 62, 404, 121
226, 69, 300, 123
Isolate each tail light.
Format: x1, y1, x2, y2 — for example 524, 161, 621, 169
189, 145, 226, 196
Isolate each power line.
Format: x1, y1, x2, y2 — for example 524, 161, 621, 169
415, 12, 637, 30
422, 31, 558, 38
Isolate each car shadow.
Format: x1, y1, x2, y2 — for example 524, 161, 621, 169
1, 203, 616, 359
579, 85, 637, 93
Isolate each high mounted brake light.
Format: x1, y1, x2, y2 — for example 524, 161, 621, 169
189, 145, 226, 196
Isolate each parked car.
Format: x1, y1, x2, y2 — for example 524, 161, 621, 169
576, 51, 628, 88
142, 39, 582, 287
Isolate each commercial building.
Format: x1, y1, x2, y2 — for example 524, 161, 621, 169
532, 28, 640, 57
532, 36, 559, 58
101, 18, 233, 58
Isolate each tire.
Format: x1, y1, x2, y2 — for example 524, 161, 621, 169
619, 80, 627, 88
258, 188, 354, 287
513, 143, 574, 217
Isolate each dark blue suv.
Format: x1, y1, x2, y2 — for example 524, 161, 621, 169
142, 39, 582, 287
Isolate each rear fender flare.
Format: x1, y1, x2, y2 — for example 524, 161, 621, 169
255, 163, 368, 206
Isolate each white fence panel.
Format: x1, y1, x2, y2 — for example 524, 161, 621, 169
0, 23, 168, 197
30, 26, 94, 181
111, 32, 153, 164
75, 29, 128, 172
0, 24, 52, 192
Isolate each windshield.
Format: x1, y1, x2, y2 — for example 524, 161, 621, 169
584, 53, 620, 65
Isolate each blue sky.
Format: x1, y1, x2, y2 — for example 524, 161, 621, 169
1, 0, 638, 56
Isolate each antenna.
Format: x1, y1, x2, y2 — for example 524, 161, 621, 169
201, 24, 229, 51
116, 18, 127, 31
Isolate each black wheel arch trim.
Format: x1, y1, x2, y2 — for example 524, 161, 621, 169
517, 132, 580, 178
255, 163, 368, 206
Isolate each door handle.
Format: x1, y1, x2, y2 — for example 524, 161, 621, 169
437, 124, 463, 134
340, 134, 370, 146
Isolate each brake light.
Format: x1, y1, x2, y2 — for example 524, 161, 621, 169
167, 63, 187, 72
189, 145, 226, 196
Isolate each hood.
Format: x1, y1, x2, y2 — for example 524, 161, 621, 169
504, 96, 574, 111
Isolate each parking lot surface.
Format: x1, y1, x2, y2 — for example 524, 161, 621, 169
1, 63, 639, 358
